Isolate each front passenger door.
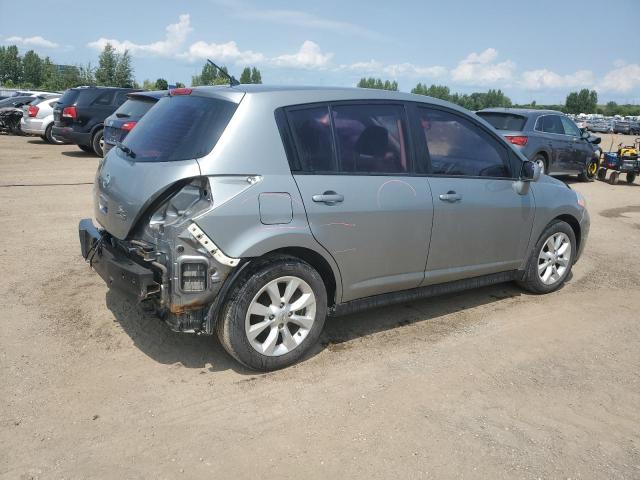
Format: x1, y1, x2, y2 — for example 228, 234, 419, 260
560, 115, 589, 172
414, 106, 535, 285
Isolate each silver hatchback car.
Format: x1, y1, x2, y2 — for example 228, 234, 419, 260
79, 85, 590, 371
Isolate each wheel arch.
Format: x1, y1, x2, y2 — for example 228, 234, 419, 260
204, 246, 341, 334
553, 214, 581, 252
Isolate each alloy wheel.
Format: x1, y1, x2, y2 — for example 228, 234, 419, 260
537, 232, 571, 285
245, 276, 317, 356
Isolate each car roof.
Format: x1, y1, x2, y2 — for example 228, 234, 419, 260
191, 84, 473, 114
478, 107, 563, 116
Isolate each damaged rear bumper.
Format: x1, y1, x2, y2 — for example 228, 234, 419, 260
79, 218, 160, 300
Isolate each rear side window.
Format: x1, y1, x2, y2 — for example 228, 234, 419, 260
58, 89, 80, 106
538, 115, 564, 134
285, 103, 409, 174
332, 104, 408, 174
92, 91, 114, 106
476, 112, 526, 131
114, 98, 157, 119
118, 95, 237, 162
287, 106, 336, 172
417, 107, 510, 178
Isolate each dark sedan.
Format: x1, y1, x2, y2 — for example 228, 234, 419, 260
477, 108, 600, 181
102, 90, 166, 156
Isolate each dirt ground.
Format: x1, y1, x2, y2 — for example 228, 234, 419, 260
1, 133, 639, 479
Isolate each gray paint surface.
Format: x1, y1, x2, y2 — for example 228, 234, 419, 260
90, 85, 590, 311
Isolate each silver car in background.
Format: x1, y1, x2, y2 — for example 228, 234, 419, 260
21, 96, 66, 144
79, 85, 590, 371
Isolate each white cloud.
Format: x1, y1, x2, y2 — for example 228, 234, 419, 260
181, 40, 265, 64
5, 35, 59, 48
520, 69, 595, 90
211, 0, 385, 41
272, 41, 333, 69
598, 63, 640, 93
451, 48, 515, 85
88, 14, 192, 56
340, 59, 447, 79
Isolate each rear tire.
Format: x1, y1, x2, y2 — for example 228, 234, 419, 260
44, 124, 66, 145
92, 128, 104, 157
216, 255, 327, 371
517, 220, 576, 294
78, 145, 94, 153
609, 172, 619, 185
597, 167, 607, 180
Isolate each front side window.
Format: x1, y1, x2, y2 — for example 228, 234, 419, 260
560, 116, 580, 136
417, 107, 510, 177
332, 104, 408, 174
287, 106, 335, 172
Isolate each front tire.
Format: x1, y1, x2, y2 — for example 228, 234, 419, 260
518, 220, 576, 294
627, 173, 636, 184
216, 256, 327, 371
578, 159, 598, 182
78, 145, 94, 153
533, 154, 547, 175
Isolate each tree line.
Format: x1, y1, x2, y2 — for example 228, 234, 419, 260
0, 43, 263, 91
357, 77, 640, 116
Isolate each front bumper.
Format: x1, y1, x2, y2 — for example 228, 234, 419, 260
53, 126, 91, 146
79, 218, 159, 300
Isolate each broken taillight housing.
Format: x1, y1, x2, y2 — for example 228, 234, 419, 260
28, 105, 39, 117
181, 262, 207, 292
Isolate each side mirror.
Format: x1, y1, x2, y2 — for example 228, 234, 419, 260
521, 160, 541, 182
590, 135, 601, 144
581, 129, 591, 139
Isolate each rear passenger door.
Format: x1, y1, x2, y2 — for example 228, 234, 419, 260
286, 103, 434, 302
413, 105, 535, 285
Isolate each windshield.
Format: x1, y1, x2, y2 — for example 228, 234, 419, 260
114, 97, 158, 119
117, 94, 237, 162
477, 112, 527, 131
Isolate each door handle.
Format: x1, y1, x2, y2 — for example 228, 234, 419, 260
439, 191, 462, 202
312, 191, 344, 204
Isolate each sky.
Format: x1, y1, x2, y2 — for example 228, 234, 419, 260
1, 0, 639, 104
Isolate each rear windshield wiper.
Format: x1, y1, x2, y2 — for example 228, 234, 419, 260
116, 141, 136, 159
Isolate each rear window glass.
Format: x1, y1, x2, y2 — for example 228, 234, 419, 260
58, 89, 80, 105
476, 112, 526, 131
114, 98, 157, 119
117, 95, 237, 163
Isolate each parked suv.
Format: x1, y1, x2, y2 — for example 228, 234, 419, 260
53, 86, 141, 156
79, 86, 590, 371
102, 90, 165, 156
477, 108, 600, 180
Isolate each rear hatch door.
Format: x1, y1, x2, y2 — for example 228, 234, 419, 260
94, 91, 240, 239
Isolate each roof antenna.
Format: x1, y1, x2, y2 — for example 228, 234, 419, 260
206, 59, 240, 87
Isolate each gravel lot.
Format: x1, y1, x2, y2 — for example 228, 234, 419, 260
1, 133, 639, 479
